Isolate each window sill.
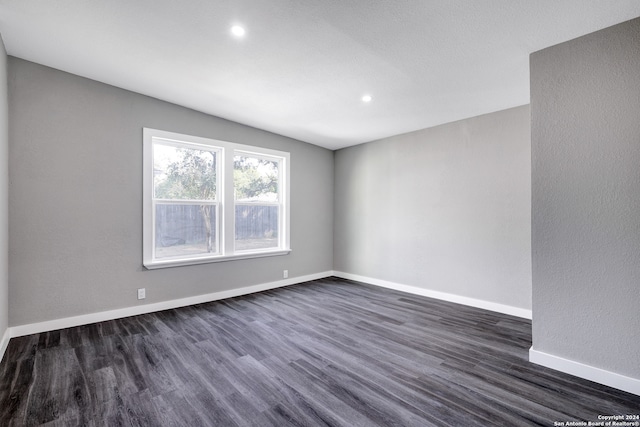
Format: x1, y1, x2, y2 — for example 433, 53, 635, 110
144, 249, 291, 270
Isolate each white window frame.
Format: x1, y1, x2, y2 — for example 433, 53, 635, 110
143, 128, 291, 269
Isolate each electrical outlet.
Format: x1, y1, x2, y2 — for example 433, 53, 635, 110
283, 270, 289, 279
137, 288, 146, 300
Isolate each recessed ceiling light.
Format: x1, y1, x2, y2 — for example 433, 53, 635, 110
231, 25, 245, 37
362, 95, 372, 103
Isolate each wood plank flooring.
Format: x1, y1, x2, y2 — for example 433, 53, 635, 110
1, 277, 638, 426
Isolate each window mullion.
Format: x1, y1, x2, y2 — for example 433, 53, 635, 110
223, 148, 235, 255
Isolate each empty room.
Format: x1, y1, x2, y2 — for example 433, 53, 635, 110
1, 1, 639, 426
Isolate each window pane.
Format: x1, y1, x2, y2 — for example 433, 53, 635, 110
155, 204, 217, 258
154, 143, 217, 200
235, 205, 279, 251
234, 155, 279, 202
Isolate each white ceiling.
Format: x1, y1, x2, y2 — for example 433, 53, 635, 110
1, 1, 640, 150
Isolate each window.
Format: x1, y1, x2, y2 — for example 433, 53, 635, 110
143, 129, 290, 268
234, 152, 282, 252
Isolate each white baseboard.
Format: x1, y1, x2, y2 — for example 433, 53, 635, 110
332, 271, 532, 319
0, 327, 10, 363
10, 271, 333, 338
529, 348, 640, 396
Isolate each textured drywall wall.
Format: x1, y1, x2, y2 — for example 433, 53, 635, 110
0, 36, 8, 343
8, 58, 333, 326
531, 18, 640, 378
334, 105, 532, 310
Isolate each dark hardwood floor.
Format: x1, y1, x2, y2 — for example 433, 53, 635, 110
1, 277, 638, 426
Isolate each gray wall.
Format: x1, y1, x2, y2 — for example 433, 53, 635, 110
8, 58, 333, 327
334, 105, 532, 310
0, 36, 8, 341
531, 18, 640, 378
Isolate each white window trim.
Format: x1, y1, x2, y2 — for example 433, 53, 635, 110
143, 128, 291, 269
